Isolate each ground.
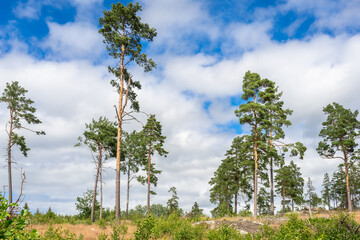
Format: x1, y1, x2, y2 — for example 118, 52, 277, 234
29, 210, 360, 240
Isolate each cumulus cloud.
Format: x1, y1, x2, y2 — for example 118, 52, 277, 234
41, 21, 104, 60
13, 0, 42, 20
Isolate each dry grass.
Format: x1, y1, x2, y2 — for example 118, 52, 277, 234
29, 222, 137, 240
28, 211, 360, 240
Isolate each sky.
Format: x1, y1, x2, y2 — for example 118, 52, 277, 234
1, 0, 360, 216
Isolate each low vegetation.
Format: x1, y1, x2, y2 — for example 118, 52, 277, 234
2, 192, 360, 240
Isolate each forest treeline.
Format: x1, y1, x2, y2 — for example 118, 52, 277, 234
209, 71, 360, 217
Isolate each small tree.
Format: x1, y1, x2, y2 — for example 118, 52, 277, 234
140, 115, 168, 214
317, 102, 360, 212
0, 81, 45, 204
188, 202, 203, 218
321, 173, 332, 210
167, 187, 179, 215
306, 178, 315, 217
76, 117, 117, 222
121, 130, 147, 217
275, 161, 304, 213
99, 2, 157, 220
75, 189, 99, 219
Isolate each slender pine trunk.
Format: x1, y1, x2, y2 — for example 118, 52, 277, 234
147, 146, 152, 215
282, 181, 285, 214
344, 155, 352, 212
91, 146, 102, 222
100, 166, 103, 219
115, 40, 126, 221
126, 160, 130, 217
7, 108, 14, 204
253, 124, 258, 217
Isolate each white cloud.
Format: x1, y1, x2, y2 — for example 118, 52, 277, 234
225, 21, 273, 51
283, 0, 360, 33
13, 0, 41, 20
42, 21, 104, 60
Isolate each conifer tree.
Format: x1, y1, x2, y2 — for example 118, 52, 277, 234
235, 71, 274, 216
76, 117, 117, 222
224, 135, 253, 214
99, 2, 157, 220
121, 130, 146, 217
275, 161, 304, 212
317, 102, 360, 212
0, 81, 45, 203
140, 115, 167, 214
321, 173, 331, 210
263, 81, 306, 215
167, 187, 179, 215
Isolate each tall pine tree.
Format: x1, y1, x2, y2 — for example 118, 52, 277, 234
99, 2, 157, 220
1, 81, 45, 203
317, 102, 360, 212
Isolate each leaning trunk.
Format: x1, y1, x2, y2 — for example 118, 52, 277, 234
91, 146, 102, 222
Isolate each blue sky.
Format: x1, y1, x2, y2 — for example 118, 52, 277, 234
1, 0, 360, 215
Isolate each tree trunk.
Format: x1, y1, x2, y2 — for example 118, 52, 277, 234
126, 160, 130, 217
253, 123, 258, 217
343, 153, 352, 212
270, 156, 274, 215
115, 41, 126, 221
269, 124, 275, 216
291, 198, 294, 212
7, 109, 14, 204
282, 181, 285, 214
100, 166, 103, 219
91, 146, 102, 222
147, 146, 152, 215
234, 193, 238, 215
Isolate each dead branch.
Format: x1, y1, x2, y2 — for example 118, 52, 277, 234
8, 169, 26, 217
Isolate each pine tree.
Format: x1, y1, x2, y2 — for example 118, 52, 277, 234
224, 135, 253, 214
317, 102, 360, 212
167, 187, 179, 215
275, 161, 304, 213
0, 81, 45, 203
140, 115, 168, 214
75, 117, 117, 222
121, 130, 147, 217
235, 71, 273, 217
321, 173, 331, 210
263, 81, 306, 215
99, 2, 157, 220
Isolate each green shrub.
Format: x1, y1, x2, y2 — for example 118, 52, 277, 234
40, 225, 79, 240
110, 224, 128, 240
96, 219, 108, 229
134, 215, 155, 240
0, 192, 40, 239
97, 233, 108, 240
207, 225, 243, 240
237, 210, 252, 217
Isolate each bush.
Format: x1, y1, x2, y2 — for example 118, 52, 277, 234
134, 215, 155, 240
0, 192, 39, 239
